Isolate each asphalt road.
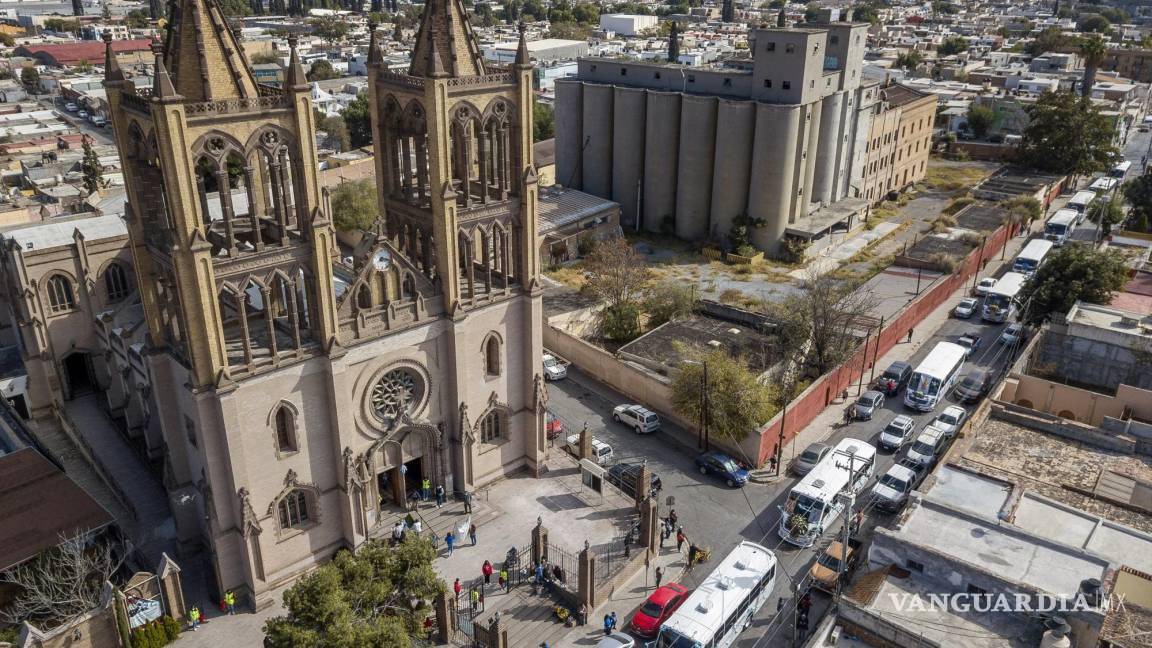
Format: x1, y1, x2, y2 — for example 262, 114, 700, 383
544, 272, 1024, 646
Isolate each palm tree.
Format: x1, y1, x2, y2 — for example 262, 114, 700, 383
1080, 35, 1107, 98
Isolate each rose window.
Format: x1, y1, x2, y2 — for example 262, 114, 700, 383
371, 369, 421, 422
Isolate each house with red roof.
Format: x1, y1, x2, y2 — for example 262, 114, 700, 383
14, 39, 151, 68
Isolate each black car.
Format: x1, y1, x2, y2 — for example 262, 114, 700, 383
606, 463, 662, 499
874, 360, 913, 396
953, 370, 992, 403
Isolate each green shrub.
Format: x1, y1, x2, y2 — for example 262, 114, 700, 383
775, 236, 810, 264
162, 615, 182, 641
600, 302, 641, 342
576, 234, 596, 257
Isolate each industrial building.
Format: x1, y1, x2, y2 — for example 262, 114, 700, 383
555, 12, 879, 254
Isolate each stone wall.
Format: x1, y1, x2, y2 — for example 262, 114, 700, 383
1031, 329, 1152, 393
837, 601, 944, 648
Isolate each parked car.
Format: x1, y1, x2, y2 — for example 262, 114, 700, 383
64, 102, 78, 112
90, 115, 106, 127
77, 110, 89, 119
545, 410, 564, 440
877, 415, 915, 451
953, 297, 979, 319
791, 442, 830, 476
628, 583, 689, 639
853, 390, 885, 420
974, 277, 997, 297
694, 451, 748, 488
874, 361, 912, 396
542, 353, 568, 380
999, 323, 1026, 346
956, 332, 982, 358
809, 538, 862, 592
906, 426, 947, 466
932, 405, 968, 439
565, 434, 614, 465
596, 633, 635, 648
953, 370, 991, 403
612, 404, 661, 434
606, 462, 662, 499
872, 462, 924, 513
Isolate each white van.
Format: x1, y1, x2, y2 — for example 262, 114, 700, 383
1044, 209, 1078, 246
565, 434, 614, 465
1066, 191, 1097, 224
906, 426, 947, 466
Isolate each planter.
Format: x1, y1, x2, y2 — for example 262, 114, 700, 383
702, 246, 724, 261
726, 251, 764, 265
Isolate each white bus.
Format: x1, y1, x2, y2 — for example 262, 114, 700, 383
904, 342, 967, 411
1089, 177, 1119, 194
1044, 209, 1078, 246
656, 541, 777, 648
1066, 191, 1097, 223
778, 438, 876, 547
981, 272, 1027, 323
1110, 161, 1132, 179
1012, 238, 1054, 277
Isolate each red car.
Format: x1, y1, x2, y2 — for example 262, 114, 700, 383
629, 583, 689, 639
546, 411, 564, 440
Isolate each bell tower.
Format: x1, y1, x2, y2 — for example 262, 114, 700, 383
104, 2, 338, 390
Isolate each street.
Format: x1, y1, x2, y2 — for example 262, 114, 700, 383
543, 244, 1030, 647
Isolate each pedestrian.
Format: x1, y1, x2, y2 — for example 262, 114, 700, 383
579, 602, 588, 626
907, 327, 914, 343
431, 531, 440, 549
412, 519, 422, 535
534, 561, 545, 584
610, 612, 618, 632
446, 531, 456, 556
800, 592, 812, 612
482, 560, 493, 585
687, 544, 698, 571
498, 567, 508, 590
844, 407, 853, 425
797, 610, 809, 635
655, 566, 664, 588
464, 490, 473, 513
408, 490, 420, 511
189, 606, 201, 631
392, 521, 404, 545
469, 522, 477, 546
454, 578, 462, 597
224, 590, 236, 615
435, 484, 446, 507
769, 455, 778, 473
470, 588, 479, 612
603, 614, 612, 636
659, 524, 667, 549
668, 509, 678, 527
676, 527, 686, 553
421, 478, 431, 501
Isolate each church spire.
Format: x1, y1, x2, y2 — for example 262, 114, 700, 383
514, 22, 530, 67
668, 21, 679, 63
408, 0, 486, 77
102, 31, 124, 83
163, 0, 260, 101
151, 37, 178, 99
777, 7, 787, 27
367, 21, 382, 65
285, 34, 309, 90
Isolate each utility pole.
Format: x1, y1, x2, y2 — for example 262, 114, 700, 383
702, 361, 710, 452
832, 446, 871, 599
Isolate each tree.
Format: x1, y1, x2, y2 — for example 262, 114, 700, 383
310, 15, 350, 43
644, 280, 695, 329
43, 18, 79, 32
670, 347, 776, 443
1017, 91, 1117, 177
1086, 197, 1124, 236
0, 532, 125, 629
533, 103, 554, 142
318, 114, 350, 151
1124, 174, 1152, 232
1002, 195, 1042, 230
1025, 26, 1070, 57
472, 1, 495, 26
308, 59, 340, 81
1077, 14, 1109, 33
803, 2, 821, 22
768, 270, 879, 375
330, 179, 377, 231
965, 104, 996, 139
584, 237, 649, 342
547, 21, 594, 39
80, 137, 103, 194
341, 93, 372, 148
20, 66, 40, 94
1079, 34, 1106, 97
0, 33, 13, 47
264, 537, 442, 647
1018, 246, 1130, 325
937, 36, 968, 56
250, 51, 280, 64
125, 8, 151, 27
895, 50, 923, 72
850, 2, 879, 24
572, 2, 599, 23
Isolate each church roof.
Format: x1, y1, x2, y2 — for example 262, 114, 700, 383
408, 0, 487, 78
163, 0, 260, 101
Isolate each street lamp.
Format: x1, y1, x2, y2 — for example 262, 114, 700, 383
684, 359, 710, 451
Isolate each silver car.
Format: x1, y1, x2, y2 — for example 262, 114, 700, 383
791, 442, 831, 476
853, 390, 885, 420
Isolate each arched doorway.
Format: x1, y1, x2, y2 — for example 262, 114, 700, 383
372, 426, 438, 510
61, 352, 93, 399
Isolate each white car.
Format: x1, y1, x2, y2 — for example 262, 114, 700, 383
64, 102, 78, 112
932, 405, 967, 439
877, 415, 915, 451
565, 433, 614, 465
974, 277, 997, 296
953, 297, 979, 319
999, 323, 1025, 346
77, 110, 89, 119
872, 462, 920, 512
542, 353, 567, 380
613, 404, 661, 434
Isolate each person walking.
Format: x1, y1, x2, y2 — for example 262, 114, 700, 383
470, 588, 480, 612
659, 523, 667, 549
453, 578, 462, 598
412, 519, 422, 535
482, 560, 494, 586
189, 606, 201, 631
421, 478, 431, 501
668, 509, 678, 527
907, 327, 914, 343
469, 522, 477, 546
687, 544, 698, 571
224, 590, 236, 615
676, 527, 686, 553
603, 614, 613, 636
463, 490, 473, 513
579, 602, 588, 626
534, 561, 545, 585
610, 612, 618, 633
445, 531, 456, 557
435, 484, 446, 508
655, 566, 664, 588
498, 567, 508, 591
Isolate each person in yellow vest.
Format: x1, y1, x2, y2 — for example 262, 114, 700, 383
224, 590, 236, 615
421, 478, 431, 501
189, 605, 201, 631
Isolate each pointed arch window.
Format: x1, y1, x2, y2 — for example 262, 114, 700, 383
274, 406, 298, 454
105, 262, 130, 303
480, 410, 503, 443
277, 490, 310, 529
484, 335, 501, 377
47, 275, 75, 313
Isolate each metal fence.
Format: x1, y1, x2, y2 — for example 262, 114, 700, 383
456, 582, 485, 639
593, 518, 641, 588
534, 542, 579, 595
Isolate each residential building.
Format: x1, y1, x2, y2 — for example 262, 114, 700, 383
599, 14, 659, 37
861, 83, 936, 203
1105, 47, 1152, 84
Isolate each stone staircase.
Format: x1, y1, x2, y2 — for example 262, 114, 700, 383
368, 493, 502, 560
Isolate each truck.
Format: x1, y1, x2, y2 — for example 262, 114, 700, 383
809, 537, 863, 593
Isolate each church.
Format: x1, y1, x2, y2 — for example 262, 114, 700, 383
99, 0, 545, 607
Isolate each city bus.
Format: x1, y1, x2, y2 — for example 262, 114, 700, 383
981, 272, 1027, 323
1066, 191, 1097, 223
778, 437, 876, 547
1110, 161, 1132, 179
1044, 209, 1078, 246
904, 342, 967, 411
1011, 238, 1054, 277
655, 541, 778, 648
1089, 177, 1119, 194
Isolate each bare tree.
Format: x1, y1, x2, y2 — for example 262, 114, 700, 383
769, 269, 880, 375
0, 531, 125, 629
583, 237, 649, 309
